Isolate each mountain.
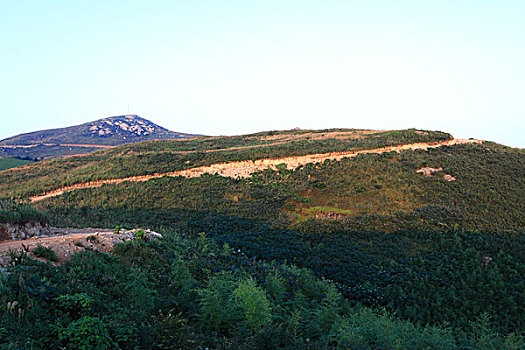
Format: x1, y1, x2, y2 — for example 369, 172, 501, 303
0, 115, 199, 160
1, 127, 524, 348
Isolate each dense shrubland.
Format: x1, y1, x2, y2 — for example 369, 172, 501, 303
0, 199, 48, 225
1, 233, 522, 349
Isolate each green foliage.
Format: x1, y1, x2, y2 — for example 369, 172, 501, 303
58, 316, 116, 349
55, 293, 92, 318
150, 309, 196, 349
198, 272, 239, 331
264, 272, 286, 302
0, 198, 47, 224
331, 307, 458, 349
133, 229, 146, 240
0, 231, 521, 348
467, 313, 525, 350
32, 244, 58, 262
232, 278, 272, 331
0, 158, 33, 171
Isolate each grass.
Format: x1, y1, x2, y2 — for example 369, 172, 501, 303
292, 205, 358, 222
0, 158, 34, 171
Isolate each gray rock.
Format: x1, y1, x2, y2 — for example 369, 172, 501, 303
0, 222, 51, 241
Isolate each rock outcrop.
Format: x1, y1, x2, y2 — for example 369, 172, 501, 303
416, 166, 457, 181
0, 222, 50, 241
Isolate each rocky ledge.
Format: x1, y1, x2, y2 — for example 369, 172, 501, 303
0, 222, 50, 241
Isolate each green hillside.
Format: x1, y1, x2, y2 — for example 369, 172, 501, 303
40, 141, 525, 333
45, 141, 525, 234
0, 128, 451, 198
0, 157, 34, 171
1, 128, 524, 349
3, 232, 521, 349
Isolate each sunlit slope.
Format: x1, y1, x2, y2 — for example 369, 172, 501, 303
41, 141, 524, 234
0, 128, 451, 198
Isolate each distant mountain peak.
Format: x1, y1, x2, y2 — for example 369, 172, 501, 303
0, 115, 199, 160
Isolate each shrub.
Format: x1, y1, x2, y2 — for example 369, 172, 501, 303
0, 198, 47, 224
233, 278, 272, 331
58, 316, 116, 349
32, 244, 58, 262
134, 229, 146, 240
6, 248, 30, 266
198, 272, 239, 332
55, 293, 92, 319
331, 308, 458, 349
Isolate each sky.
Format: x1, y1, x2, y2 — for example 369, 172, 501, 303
1, 1, 524, 147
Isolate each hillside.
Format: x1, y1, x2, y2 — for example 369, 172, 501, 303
5, 226, 515, 349
0, 157, 34, 171
1, 127, 524, 349
0, 128, 452, 198
0, 115, 198, 160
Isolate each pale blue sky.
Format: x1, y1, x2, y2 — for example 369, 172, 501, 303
1, 1, 524, 147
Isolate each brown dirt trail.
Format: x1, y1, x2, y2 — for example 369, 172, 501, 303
30, 139, 482, 203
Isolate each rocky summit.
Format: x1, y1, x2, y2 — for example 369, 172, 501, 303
0, 115, 198, 160
88, 115, 161, 137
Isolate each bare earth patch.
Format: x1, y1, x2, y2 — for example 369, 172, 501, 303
416, 167, 456, 181
0, 228, 161, 267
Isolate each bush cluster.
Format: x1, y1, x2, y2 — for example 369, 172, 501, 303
1, 233, 522, 349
